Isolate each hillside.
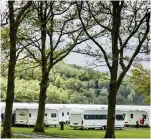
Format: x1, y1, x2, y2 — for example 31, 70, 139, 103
1, 60, 144, 104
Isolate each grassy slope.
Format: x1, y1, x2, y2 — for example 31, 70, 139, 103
10, 125, 150, 138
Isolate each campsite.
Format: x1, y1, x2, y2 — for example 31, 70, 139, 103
1, 102, 150, 138
1, 1, 150, 138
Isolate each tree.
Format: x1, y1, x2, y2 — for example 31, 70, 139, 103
19, 1, 94, 132
76, 1, 150, 138
131, 65, 150, 104
2, 58, 146, 105
1, 1, 32, 138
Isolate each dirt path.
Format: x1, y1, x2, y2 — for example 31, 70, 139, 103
13, 132, 60, 138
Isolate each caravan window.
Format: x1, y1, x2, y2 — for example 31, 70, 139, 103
96, 115, 101, 119
142, 115, 147, 119
19, 114, 25, 116
84, 115, 107, 120
51, 113, 56, 117
67, 112, 69, 115
29, 113, 31, 117
101, 115, 107, 119
84, 115, 89, 119
62, 112, 64, 116
116, 115, 124, 120
84, 115, 95, 119
123, 114, 125, 118
130, 114, 133, 119
89, 115, 96, 119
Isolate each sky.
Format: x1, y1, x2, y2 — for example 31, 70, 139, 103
64, 51, 150, 73
1, 0, 150, 73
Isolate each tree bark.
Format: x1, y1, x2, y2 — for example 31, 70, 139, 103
2, 1, 32, 137
34, 3, 48, 131
104, 1, 122, 138
1, 1, 16, 138
34, 71, 48, 132
104, 82, 117, 138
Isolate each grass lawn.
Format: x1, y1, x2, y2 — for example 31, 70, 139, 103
8, 125, 150, 138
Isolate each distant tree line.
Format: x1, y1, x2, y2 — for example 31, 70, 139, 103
1, 61, 145, 105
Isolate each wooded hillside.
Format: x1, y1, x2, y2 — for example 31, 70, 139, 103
1, 60, 145, 105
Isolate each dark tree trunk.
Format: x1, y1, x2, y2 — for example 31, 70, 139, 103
104, 82, 117, 138
34, 71, 48, 132
34, 4, 48, 131
1, 1, 16, 138
104, 1, 122, 138
1, 70, 15, 138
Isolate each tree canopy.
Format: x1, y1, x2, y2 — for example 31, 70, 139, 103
131, 65, 150, 104
1, 60, 146, 105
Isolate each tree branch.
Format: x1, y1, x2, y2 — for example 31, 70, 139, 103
76, 2, 111, 70
15, 1, 32, 28
117, 12, 150, 88
120, 11, 149, 51
86, 1, 112, 32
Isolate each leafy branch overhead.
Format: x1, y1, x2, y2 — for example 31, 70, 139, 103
75, 1, 150, 85
131, 65, 150, 104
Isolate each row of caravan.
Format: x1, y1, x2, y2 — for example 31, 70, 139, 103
2, 107, 125, 129
0, 102, 150, 128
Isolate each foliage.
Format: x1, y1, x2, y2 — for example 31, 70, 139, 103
1, 60, 146, 105
131, 66, 150, 104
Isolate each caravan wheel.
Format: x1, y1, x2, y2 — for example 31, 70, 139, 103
102, 126, 106, 130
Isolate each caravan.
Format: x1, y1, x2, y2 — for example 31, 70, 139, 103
58, 108, 71, 124
44, 108, 59, 126
15, 108, 58, 126
70, 109, 124, 129
124, 110, 149, 127
15, 108, 38, 126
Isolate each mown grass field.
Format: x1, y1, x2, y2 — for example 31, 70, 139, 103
4, 125, 149, 138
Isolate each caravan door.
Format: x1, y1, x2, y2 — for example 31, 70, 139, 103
28, 109, 38, 126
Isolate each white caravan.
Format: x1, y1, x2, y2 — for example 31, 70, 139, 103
15, 108, 38, 126
70, 109, 124, 129
15, 108, 58, 126
124, 110, 149, 126
44, 108, 59, 126
58, 108, 71, 123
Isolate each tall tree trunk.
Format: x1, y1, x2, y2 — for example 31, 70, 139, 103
34, 71, 48, 132
104, 82, 117, 138
33, 2, 48, 131
1, 68, 16, 138
1, 1, 16, 138
33, 2, 48, 132
104, 2, 122, 138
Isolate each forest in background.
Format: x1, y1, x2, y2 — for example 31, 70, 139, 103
1, 60, 145, 105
